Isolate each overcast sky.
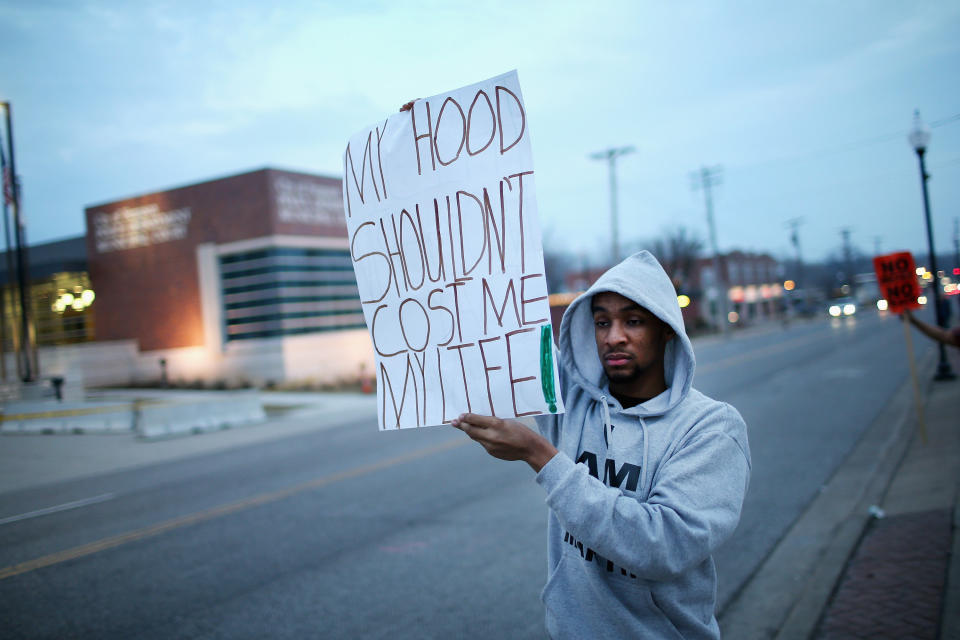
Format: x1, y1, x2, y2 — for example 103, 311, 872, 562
1, 1, 958, 265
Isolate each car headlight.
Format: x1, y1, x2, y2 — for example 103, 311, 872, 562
829, 305, 841, 317
843, 304, 856, 316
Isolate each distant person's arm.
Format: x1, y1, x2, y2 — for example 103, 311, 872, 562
904, 309, 960, 347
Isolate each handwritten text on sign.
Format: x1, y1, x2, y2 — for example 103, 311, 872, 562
873, 251, 922, 314
342, 71, 563, 430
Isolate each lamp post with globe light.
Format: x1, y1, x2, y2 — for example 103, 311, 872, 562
909, 110, 955, 380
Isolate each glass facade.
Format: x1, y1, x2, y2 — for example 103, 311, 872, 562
219, 247, 364, 341
1, 271, 96, 350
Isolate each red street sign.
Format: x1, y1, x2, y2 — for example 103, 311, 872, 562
873, 251, 921, 313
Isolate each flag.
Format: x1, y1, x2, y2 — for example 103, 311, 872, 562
0, 142, 11, 207
2, 166, 13, 207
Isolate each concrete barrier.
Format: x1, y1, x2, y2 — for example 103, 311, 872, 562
2, 393, 266, 438
135, 396, 266, 439
0, 401, 134, 434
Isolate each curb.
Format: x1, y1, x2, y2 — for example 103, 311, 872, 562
944, 494, 960, 639
718, 346, 936, 639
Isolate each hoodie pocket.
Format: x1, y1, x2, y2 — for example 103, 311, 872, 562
541, 549, 685, 639
540, 551, 568, 606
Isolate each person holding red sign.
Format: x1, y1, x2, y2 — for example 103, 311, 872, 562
904, 309, 960, 348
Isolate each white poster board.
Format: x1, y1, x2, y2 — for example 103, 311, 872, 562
342, 70, 564, 429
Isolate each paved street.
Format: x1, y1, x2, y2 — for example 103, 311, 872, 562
0, 310, 931, 638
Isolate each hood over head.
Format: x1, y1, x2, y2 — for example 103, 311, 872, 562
558, 250, 695, 416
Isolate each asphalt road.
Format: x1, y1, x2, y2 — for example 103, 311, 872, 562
0, 310, 930, 639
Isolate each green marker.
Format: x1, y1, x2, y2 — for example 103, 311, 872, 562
540, 324, 558, 413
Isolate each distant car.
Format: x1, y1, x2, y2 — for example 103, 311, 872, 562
828, 297, 857, 317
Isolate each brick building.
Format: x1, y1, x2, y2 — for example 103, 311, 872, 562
689, 251, 784, 328
558, 250, 784, 333
2, 168, 375, 387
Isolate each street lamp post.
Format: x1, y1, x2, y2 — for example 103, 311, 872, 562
909, 110, 955, 381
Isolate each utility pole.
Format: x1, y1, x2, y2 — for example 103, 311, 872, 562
953, 218, 959, 274
954, 218, 959, 316
784, 217, 805, 287
1, 102, 34, 383
784, 217, 805, 316
590, 146, 635, 265
692, 165, 728, 334
839, 227, 853, 295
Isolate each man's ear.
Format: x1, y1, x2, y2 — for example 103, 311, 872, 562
663, 323, 676, 342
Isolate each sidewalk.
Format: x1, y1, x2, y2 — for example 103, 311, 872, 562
814, 344, 960, 640
720, 343, 960, 639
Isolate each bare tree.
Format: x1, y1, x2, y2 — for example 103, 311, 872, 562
542, 228, 575, 293
648, 226, 704, 291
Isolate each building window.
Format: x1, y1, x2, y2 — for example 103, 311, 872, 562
218, 247, 364, 341
2, 271, 96, 349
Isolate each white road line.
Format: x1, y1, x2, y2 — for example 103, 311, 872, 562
0, 493, 115, 526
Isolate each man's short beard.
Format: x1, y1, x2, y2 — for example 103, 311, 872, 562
605, 363, 642, 383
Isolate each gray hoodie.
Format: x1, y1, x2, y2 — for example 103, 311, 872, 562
534, 251, 751, 639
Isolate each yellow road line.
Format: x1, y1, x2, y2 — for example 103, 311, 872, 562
0, 437, 467, 581
0, 405, 131, 422
696, 330, 828, 375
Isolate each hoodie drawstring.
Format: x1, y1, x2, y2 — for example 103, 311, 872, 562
600, 397, 650, 495
639, 417, 649, 494
599, 395, 613, 447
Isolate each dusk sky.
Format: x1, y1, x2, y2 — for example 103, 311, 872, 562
1, 1, 958, 265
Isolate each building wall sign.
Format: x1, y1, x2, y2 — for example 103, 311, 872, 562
94, 204, 192, 253
273, 177, 344, 226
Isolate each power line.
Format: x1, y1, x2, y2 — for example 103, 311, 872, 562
730, 110, 960, 174
930, 112, 960, 127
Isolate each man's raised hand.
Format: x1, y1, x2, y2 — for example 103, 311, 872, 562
450, 413, 558, 473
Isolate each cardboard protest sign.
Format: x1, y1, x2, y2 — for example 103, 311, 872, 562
342, 70, 564, 430
872, 251, 921, 314
873, 250, 927, 441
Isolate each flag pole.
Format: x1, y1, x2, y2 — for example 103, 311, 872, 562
0, 140, 13, 381
2, 101, 34, 383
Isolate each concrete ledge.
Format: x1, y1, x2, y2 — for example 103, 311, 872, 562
0, 401, 134, 434
136, 396, 266, 440
2, 394, 267, 438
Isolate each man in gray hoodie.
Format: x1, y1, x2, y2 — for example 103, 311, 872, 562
452, 251, 751, 639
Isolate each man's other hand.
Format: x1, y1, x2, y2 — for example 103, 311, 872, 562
450, 413, 558, 473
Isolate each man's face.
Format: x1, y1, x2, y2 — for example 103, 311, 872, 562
591, 292, 675, 395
